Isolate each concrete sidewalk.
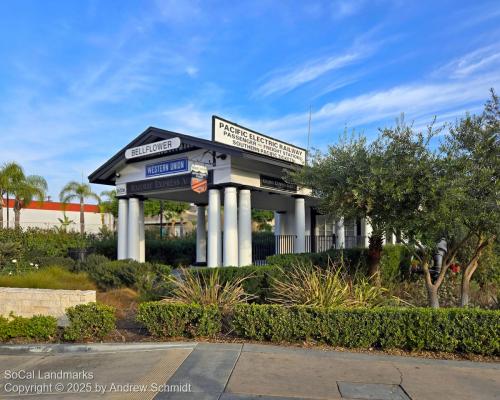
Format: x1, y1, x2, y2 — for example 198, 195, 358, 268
0, 342, 498, 399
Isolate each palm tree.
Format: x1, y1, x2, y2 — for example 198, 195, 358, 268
99, 189, 118, 230
6, 164, 48, 228
59, 182, 100, 235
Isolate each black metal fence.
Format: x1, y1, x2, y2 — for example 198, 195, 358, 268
344, 235, 367, 248
252, 234, 337, 265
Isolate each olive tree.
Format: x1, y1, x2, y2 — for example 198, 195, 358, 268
291, 133, 389, 281
441, 90, 499, 306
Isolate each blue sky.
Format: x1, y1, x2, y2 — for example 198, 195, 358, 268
1, 0, 499, 199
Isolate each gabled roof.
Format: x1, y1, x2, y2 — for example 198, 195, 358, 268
89, 126, 298, 185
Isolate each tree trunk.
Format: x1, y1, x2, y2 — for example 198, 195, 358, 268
423, 262, 440, 308
460, 272, 470, 307
80, 199, 85, 235
427, 284, 440, 308
6, 193, 9, 229
14, 208, 20, 228
0, 202, 3, 229
367, 232, 383, 284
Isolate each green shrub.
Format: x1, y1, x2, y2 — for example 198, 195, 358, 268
267, 248, 368, 271
92, 236, 196, 267
267, 245, 408, 286
75, 253, 110, 273
64, 303, 116, 341
0, 241, 22, 270
189, 265, 283, 302
379, 245, 410, 284
472, 241, 500, 286
35, 256, 76, 270
230, 304, 500, 355
87, 259, 172, 293
137, 302, 221, 338
88, 260, 139, 290
0, 266, 95, 290
0, 227, 86, 259
0, 314, 57, 341
136, 263, 173, 301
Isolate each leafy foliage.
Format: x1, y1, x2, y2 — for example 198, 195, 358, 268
144, 199, 189, 221
231, 304, 500, 355
0, 314, 57, 341
63, 303, 116, 341
137, 302, 221, 338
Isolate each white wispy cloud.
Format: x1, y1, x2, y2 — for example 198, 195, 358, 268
331, 0, 365, 19
254, 51, 365, 98
245, 71, 500, 146
436, 44, 500, 79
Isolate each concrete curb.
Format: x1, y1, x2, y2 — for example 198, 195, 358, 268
0, 342, 197, 354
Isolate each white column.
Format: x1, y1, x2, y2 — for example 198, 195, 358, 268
274, 212, 283, 254
138, 200, 145, 263
294, 197, 305, 253
223, 186, 238, 266
238, 189, 252, 266
196, 205, 207, 264
117, 199, 128, 260
127, 197, 140, 261
361, 218, 372, 249
335, 217, 345, 249
207, 189, 221, 268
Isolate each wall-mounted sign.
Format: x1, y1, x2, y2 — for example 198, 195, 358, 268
116, 183, 127, 197
191, 163, 208, 193
127, 174, 191, 194
260, 175, 297, 192
125, 138, 181, 160
145, 158, 188, 178
212, 116, 306, 165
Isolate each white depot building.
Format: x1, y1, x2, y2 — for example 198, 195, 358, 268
90, 116, 380, 266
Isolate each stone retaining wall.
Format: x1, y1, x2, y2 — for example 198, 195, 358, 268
0, 287, 96, 326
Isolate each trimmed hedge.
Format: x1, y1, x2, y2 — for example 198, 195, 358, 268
267, 245, 410, 285
0, 314, 57, 341
137, 302, 221, 338
231, 304, 500, 355
63, 303, 116, 341
188, 265, 283, 302
135, 302, 500, 354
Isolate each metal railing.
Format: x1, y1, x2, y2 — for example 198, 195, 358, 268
252, 234, 338, 265
344, 235, 367, 248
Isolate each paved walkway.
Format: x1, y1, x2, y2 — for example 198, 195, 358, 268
0, 342, 498, 399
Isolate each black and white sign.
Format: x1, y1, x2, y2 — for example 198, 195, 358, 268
260, 175, 297, 192
212, 116, 306, 165
125, 138, 181, 160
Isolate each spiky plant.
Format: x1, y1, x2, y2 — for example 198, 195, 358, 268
271, 262, 402, 308
162, 269, 254, 313
270, 263, 352, 307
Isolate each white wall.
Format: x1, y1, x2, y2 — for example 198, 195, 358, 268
1, 206, 113, 234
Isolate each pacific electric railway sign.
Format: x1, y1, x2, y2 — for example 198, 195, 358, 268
212, 116, 306, 165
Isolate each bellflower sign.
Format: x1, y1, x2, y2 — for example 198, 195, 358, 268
125, 138, 181, 160
212, 116, 306, 165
